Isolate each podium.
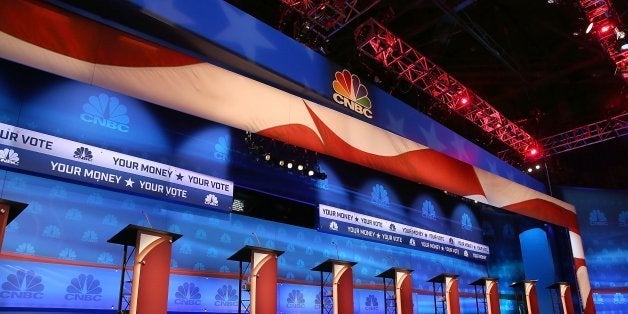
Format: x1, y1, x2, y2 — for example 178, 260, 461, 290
510, 280, 539, 314
469, 277, 500, 314
427, 273, 460, 314
108, 224, 182, 314
0, 200, 27, 251
311, 259, 357, 314
376, 268, 413, 314
227, 245, 284, 314
547, 282, 575, 314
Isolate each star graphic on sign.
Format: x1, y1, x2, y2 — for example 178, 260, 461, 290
215, 1, 276, 61
376, 233, 381, 239
125, 178, 135, 187
355, 217, 359, 222
176, 173, 183, 181
419, 122, 448, 152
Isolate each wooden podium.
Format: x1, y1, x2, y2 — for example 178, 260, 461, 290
547, 282, 575, 314
469, 277, 500, 314
428, 273, 460, 314
311, 259, 357, 314
376, 267, 414, 314
108, 224, 182, 314
510, 280, 540, 314
0, 199, 27, 251
227, 245, 284, 314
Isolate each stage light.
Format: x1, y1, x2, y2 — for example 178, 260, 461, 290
460, 97, 469, 105
535, 164, 541, 170
297, 164, 304, 171
586, 22, 594, 34
279, 160, 285, 166
527, 168, 533, 173
600, 25, 611, 33
264, 153, 271, 161
287, 162, 293, 169
527, 147, 540, 158
308, 170, 314, 176
621, 43, 628, 51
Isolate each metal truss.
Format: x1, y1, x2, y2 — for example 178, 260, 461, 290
280, 0, 380, 39
539, 112, 627, 156
578, 0, 628, 83
355, 18, 538, 157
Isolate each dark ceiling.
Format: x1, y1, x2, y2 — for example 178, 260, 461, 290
225, 0, 627, 190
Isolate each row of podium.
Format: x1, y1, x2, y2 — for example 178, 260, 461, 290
0, 202, 576, 314
103, 224, 577, 314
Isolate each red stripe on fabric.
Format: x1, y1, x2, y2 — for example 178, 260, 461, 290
257, 124, 326, 153
504, 199, 579, 231
584, 293, 595, 314
278, 103, 484, 195
0, 0, 199, 67
574, 258, 587, 270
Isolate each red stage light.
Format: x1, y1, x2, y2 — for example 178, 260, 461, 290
460, 97, 469, 105
528, 147, 538, 156
600, 25, 611, 33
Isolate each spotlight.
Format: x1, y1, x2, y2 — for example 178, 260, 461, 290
600, 25, 612, 33
586, 22, 594, 34
535, 164, 541, 170
297, 164, 304, 171
264, 153, 271, 161
621, 43, 628, 51
527, 168, 533, 173
279, 160, 285, 167
460, 97, 469, 105
287, 162, 293, 169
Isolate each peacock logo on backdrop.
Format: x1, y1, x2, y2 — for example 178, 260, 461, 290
65, 274, 102, 301
175, 282, 201, 305
80, 93, 130, 132
365, 294, 379, 310
214, 284, 238, 307
1, 269, 44, 299
332, 69, 373, 119
286, 289, 305, 308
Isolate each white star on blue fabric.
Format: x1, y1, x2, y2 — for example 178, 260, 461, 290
215, 1, 276, 60
125, 178, 135, 187
419, 122, 448, 151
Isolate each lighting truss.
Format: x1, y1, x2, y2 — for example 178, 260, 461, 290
539, 112, 627, 156
578, 0, 628, 82
355, 18, 538, 158
280, 0, 380, 39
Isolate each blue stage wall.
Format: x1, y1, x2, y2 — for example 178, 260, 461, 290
558, 186, 628, 314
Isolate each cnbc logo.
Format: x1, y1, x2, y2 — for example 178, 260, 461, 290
1, 269, 44, 299
80, 93, 130, 132
332, 69, 373, 119
175, 282, 201, 305
65, 274, 103, 301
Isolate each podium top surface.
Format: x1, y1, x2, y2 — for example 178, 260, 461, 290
469, 277, 499, 286
227, 245, 285, 262
427, 273, 459, 283
311, 259, 357, 272
1, 199, 28, 224
546, 282, 570, 289
376, 267, 414, 278
510, 280, 538, 288
107, 224, 182, 246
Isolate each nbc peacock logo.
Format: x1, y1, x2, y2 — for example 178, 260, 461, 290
332, 69, 373, 119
